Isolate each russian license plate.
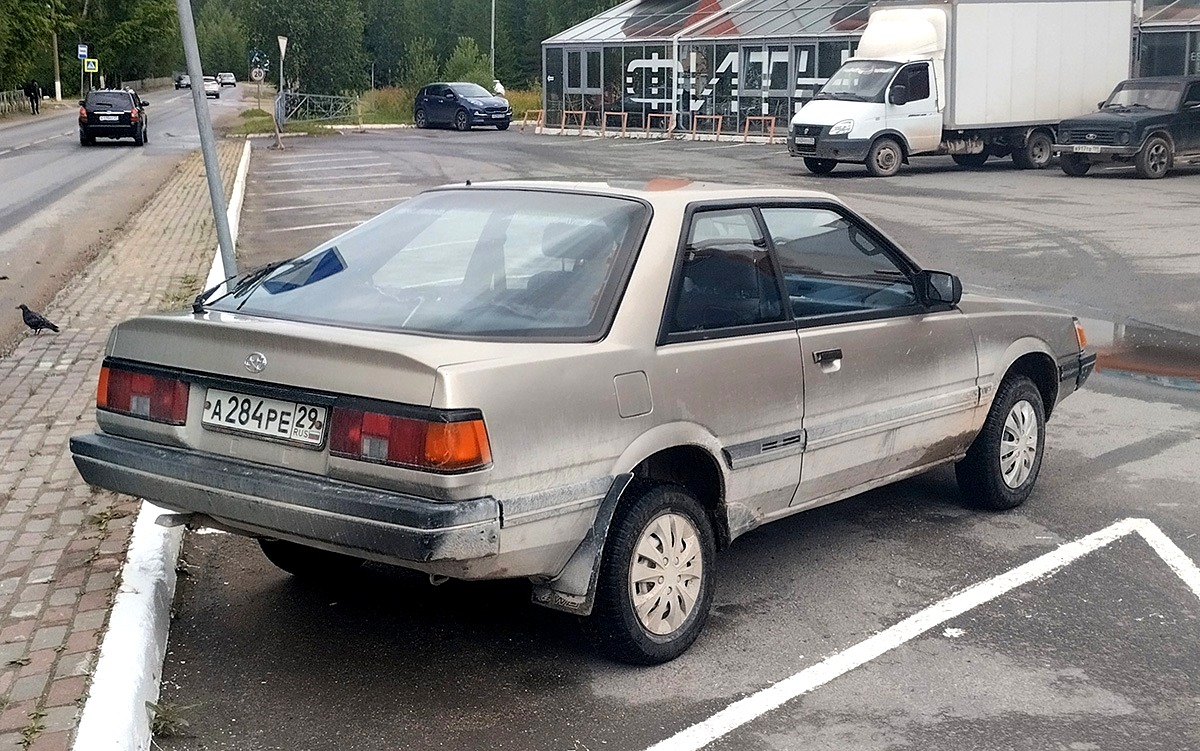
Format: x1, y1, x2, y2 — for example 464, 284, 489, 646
491, 113, 505, 118
797, 136, 816, 145
1073, 145, 1102, 154
99, 115, 118, 122
202, 388, 327, 446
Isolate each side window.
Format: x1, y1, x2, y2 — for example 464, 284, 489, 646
761, 207, 918, 320
1184, 83, 1200, 108
668, 209, 785, 334
898, 64, 930, 102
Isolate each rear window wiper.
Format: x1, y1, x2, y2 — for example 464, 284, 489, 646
192, 258, 293, 313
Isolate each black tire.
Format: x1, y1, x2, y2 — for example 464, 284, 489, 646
1012, 130, 1053, 169
803, 157, 837, 175
951, 152, 989, 168
496, 121, 510, 131
258, 538, 365, 580
133, 126, 145, 146
1134, 136, 1171, 179
865, 137, 903, 177
1059, 154, 1091, 177
586, 483, 716, 665
79, 131, 92, 147
414, 108, 428, 129
453, 108, 471, 132
956, 375, 1046, 511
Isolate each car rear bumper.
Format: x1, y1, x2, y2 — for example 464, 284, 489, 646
71, 432, 501, 566
80, 124, 139, 137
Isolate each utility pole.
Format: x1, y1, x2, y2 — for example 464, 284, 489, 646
173, 0, 238, 281
490, 0, 496, 78
51, 30, 62, 101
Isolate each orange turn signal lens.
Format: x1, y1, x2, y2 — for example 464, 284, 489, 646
424, 419, 491, 471
1073, 319, 1088, 350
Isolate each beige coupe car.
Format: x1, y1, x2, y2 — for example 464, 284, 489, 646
72, 180, 1095, 663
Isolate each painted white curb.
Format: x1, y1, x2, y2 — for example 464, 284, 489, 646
72, 137, 254, 751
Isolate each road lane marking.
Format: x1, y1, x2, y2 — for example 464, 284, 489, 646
258, 161, 388, 174
253, 171, 409, 184
257, 196, 408, 212
249, 184, 414, 197
267, 152, 376, 165
266, 220, 364, 233
644, 517, 1200, 751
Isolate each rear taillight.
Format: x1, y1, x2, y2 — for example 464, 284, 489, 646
97, 365, 189, 425
130, 109, 138, 121
78, 106, 86, 121
330, 408, 491, 473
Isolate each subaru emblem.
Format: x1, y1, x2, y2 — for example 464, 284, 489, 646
244, 352, 267, 374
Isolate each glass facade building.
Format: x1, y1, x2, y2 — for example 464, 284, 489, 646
543, 0, 1200, 134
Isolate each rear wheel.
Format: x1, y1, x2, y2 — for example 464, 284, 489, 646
956, 375, 1046, 510
453, 108, 471, 131
586, 483, 715, 665
803, 157, 837, 175
1012, 130, 1053, 169
951, 152, 989, 168
865, 137, 903, 177
258, 538, 365, 580
1060, 153, 1091, 176
414, 108, 428, 129
79, 131, 92, 147
133, 126, 145, 146
1134, 136, 1171, 179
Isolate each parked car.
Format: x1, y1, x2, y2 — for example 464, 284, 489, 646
71, 181, 1095, 664
217, 72, 236, 87
175, 74, 190, 89
414, 82, 512, 131
78, 89, 149, 147
203, 76, 220, 99
1056, 76, 1200, 179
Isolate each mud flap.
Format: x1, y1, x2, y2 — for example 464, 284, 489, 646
530, 473, 634, 616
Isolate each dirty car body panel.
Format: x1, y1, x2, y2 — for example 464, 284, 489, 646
71, 180, 1094, 661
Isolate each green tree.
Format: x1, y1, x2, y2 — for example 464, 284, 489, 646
0, 0, 53, 90
442, 36, 489, 88
399, 36, 439, 92
196, 0, 247, 75
246, 0, 365, 94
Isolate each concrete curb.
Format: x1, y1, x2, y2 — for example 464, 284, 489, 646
71, 137, 254, 751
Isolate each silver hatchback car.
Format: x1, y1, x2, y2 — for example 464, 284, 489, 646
72, 181, 1095, 663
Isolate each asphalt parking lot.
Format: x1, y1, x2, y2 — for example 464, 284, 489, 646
158, 130, 1200, 751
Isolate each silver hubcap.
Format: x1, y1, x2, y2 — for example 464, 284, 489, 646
1148, 143, 1168, 173
1000, 400, 1039, 488
629, 512, 704, 636
875, 146, 898, 172
1030, 138, 1050, 164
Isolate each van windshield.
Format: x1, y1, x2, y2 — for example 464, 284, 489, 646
1104, 81, 1182, 111
816, 61, 898, 102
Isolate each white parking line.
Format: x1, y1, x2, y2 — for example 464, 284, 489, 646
253, 171, 409, 184
258, 161, 388, 174
267, 152, 376, 166
258, 196, 408, 212
644, 517, 1200, 751
249, 184, 413, 197
266, 220, 364, 233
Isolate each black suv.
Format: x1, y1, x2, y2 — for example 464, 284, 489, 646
1055, 76, 1200, 179
79, 89, 149, 147
413, 82, 511, 131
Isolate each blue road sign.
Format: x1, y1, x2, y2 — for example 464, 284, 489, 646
77, 44, 88, 60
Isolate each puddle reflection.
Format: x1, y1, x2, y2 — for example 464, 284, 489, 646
1079, 317, 1200, 393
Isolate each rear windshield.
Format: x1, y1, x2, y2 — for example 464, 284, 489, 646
86, 92, 133, 109
208, 189, 650, 341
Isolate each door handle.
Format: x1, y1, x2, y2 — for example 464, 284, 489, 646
813, 348, 843, 365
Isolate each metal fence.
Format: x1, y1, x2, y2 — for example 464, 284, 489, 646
275, 91, 358, 127
1, 90, 31, 116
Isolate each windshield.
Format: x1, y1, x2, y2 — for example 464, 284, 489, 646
817, 61, 899, 102
1105, 82, 1182, 110
208, 189, 649, 341
451, 83, 492, 98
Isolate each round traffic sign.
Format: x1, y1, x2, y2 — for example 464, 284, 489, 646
250, 67, 265, 82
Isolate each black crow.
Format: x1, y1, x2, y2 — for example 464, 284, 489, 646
17, 305, 59, 334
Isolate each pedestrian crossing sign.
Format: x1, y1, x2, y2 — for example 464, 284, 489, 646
84, 58, 99, 73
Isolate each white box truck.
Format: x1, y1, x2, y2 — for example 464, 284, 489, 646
787, 0, 1134, 176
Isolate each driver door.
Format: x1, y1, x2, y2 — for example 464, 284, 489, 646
1181, 82, 1200, 153
887, 62, 941, 154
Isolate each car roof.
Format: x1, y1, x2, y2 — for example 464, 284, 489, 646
1124, 75, 1200, 85
428, 179, 843, 211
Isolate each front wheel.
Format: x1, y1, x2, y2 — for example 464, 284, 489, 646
865, 137, 903, 177
258, 538, 365, 581
496, 121, 510, 131
1134, 136, 1171, 179
414, 108, 428, 129
453, 109, 471, 132
1012, 131, 1053, 169
952, 152, 989, 168
803, 157, 837, 175
956, 375, 1046, 510
586, 483, 715, 665
1060, 154, 1091, 177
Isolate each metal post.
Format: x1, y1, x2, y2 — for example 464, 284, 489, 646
490, 0, 496, 78
173, 0, 238, 281
51, 30, 62, 101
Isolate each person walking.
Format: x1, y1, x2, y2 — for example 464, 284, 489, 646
23, 80, 42, 114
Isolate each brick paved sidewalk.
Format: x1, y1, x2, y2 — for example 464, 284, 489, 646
0, 141, 243, 750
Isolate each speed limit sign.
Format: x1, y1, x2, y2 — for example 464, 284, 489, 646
250, 67, 265, 82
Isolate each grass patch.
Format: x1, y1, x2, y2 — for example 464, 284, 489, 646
160, 272, 202, 311
506, 89, 543, 119
239, 107, 270, 119
147, 701, 196, 738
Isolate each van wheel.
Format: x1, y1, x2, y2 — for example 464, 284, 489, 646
951, 152, 988, 168
803, 157, 837, 175
865, 137, 903, 177
258, 538, 364, 580
1012, 131, 1053, 169
1134, 136, 1171, 179
586, 483, 715, 665
956, 375, 1046, 510
1060, 154, 1091, 176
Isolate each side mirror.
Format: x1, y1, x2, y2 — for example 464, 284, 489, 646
914, 270, 962, 306
1097, 101, 1106, 110
78, 100, 85, 106
446, 92, 456, 100
890, 84, 908, 107
141, 100, 149, 106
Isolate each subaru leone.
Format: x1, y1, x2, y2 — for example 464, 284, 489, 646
71, 181, 1095, 664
